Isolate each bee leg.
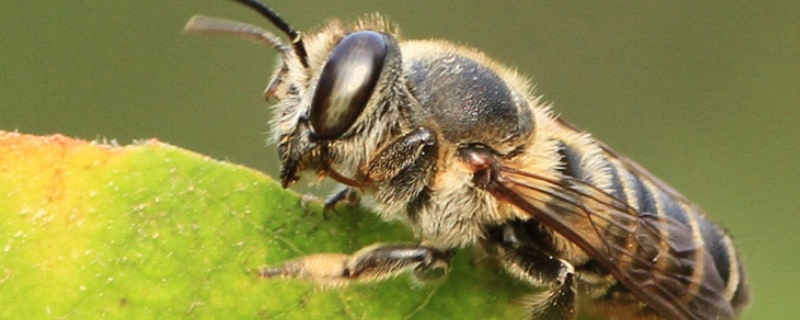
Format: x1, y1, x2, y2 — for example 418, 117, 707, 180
507, 248, 576, 320
323, 186, 360, 214
260, 243, 453, 286
499, 227, 577, 319
362, 127, 438, 183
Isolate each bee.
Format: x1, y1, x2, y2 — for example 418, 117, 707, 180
185, 1, 749, 319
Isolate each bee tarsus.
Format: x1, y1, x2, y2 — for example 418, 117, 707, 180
259, 243, 453, 285
323, 186, 360, 213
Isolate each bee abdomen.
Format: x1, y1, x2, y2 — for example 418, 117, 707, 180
698, 213, 750, 312
608, 158, 748, 312
556, 138, 748, 315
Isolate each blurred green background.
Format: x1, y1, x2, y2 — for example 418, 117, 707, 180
1, 1, 797, 319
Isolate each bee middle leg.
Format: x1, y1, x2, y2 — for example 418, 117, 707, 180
495, 225, 577, 320
505, 246, 577, 320
260, 243, 454, 286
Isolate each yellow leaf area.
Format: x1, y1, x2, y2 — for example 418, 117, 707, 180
0, 131, 530, 320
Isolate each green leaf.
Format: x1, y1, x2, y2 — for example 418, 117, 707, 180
0, 131, 531, 320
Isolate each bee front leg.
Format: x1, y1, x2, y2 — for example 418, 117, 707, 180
323, 186, 360, 214
359, 127, 439, 214
260, 243, 453, 286
363, 127, 438, 184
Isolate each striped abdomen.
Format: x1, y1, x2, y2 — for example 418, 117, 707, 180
555, 132, 749, 319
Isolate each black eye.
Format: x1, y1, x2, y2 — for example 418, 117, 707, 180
310, 31, 387, 140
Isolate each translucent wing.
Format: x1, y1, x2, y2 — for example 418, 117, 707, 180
463, 148, 735, 320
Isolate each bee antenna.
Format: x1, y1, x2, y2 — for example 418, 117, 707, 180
231, 0, 310, 68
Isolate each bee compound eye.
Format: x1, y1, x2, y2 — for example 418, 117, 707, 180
309, 31, 388, 140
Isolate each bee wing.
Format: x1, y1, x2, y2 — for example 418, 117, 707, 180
472, 158, 735, 320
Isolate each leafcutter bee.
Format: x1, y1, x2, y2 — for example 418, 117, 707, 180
185, 1, 750, 319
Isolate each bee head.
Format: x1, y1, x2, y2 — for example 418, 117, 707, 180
307, 30, 388, 140
185, 0, 404, 188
